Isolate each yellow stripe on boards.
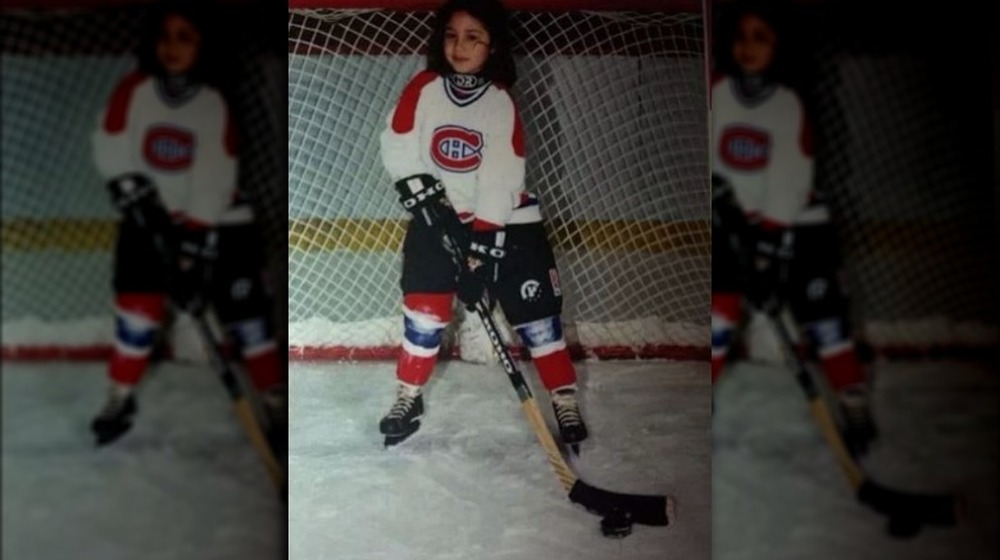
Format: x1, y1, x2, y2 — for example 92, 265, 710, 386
288, 218, 407, 252
2, 217, 708, 253
5, 218, 951, 256
287, 218, 712, 254
1, 219, 117, 251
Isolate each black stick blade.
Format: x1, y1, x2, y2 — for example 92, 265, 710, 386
569, 480, 673, 526
857, 480, 961, 526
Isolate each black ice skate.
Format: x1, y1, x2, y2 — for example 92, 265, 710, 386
551, 385, 588, 455
379, 382, 423, 447
91, 388, 138, 446
838, 384, 878, 458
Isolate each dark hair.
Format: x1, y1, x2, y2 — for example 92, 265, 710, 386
136, 0, 227, 86
426, 0, 517, 87
713, 0, 796, 84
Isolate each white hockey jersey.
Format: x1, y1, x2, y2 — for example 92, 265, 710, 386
380, 70, 541, 231
712, 74, 826, 227
92, 71, 251, 228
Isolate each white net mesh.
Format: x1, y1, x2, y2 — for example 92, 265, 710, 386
811, 51, 999, 352
288, 7, 710, 361
714, 4, 999, 356
1, 4, 286, 357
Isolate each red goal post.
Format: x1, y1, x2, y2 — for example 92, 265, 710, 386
288, 1, 702, 11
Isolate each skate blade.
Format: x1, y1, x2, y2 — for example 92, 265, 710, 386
383, 432, 416, 448
93, 424, 133, 446
382, 426, 421, 448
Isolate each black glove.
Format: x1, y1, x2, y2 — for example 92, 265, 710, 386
456, 229, 506, 310
395, 174, 447, 227
746, 225, 794, 313
171, 227, 218, 311
106, 173, 173, 233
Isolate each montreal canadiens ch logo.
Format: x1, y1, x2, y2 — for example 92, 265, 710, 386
719, 127, 770, 171
143, 126, 194, 171
431, 125, 483, 173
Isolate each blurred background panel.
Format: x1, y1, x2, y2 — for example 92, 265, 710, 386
714, 0, 997, 354
711, 1, 997, 559
1, 1, 287, 559
2, 0, 287, 354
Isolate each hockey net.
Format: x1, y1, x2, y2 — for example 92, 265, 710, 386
287, 1, 711, 362
1, 1, 287, 360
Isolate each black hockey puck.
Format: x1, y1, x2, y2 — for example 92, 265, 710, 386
886, 516, 921, 539
600, 509, 633, 539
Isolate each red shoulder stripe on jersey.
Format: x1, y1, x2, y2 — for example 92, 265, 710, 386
391, 70, 438, 134
472, 217, 503, 231
511, 103, 525, 158
104, 72, 149, 133
224, 107, 238, 156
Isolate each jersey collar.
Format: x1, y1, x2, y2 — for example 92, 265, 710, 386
444, 73, 491, 107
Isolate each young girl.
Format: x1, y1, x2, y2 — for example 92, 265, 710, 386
377, 0, 588, 449
710, 1, 877, 455
89, 0, 285, 449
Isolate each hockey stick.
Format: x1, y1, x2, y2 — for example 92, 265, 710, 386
762, 309, 962, 533
115, 183, 286, 497
432, 207, 674, 527
709, 186, 961, 533
185, 299, 287, 496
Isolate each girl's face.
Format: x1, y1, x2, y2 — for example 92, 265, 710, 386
444, 10, 491, 75
157, 13, 201, 75
732, 13, 777, 75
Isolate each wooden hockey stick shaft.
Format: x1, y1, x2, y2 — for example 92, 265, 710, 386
191, 312, 286, 493
807, 399, 866, 490
468, 299, 578, 492
470, 291, 673, 525
713, 189, 959, 526
765, 310, 961, 525
522, 397, 579, 492
765, 312, 866, 488
148, 220, 286, 493
115, 185, 285, 496
430, 203, 672, 525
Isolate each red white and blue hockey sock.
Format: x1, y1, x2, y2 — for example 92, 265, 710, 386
396, 293, 453, 387
804, 318, 866, 392
515, 316, 576, 392
109, 293, 166, 388
228, 317, 283, 392
711, 292, 741, 383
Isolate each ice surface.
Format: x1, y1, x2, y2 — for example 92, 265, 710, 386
288, 360, 711, 560
713, 360, 999, 560
1, 362, 285, 560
